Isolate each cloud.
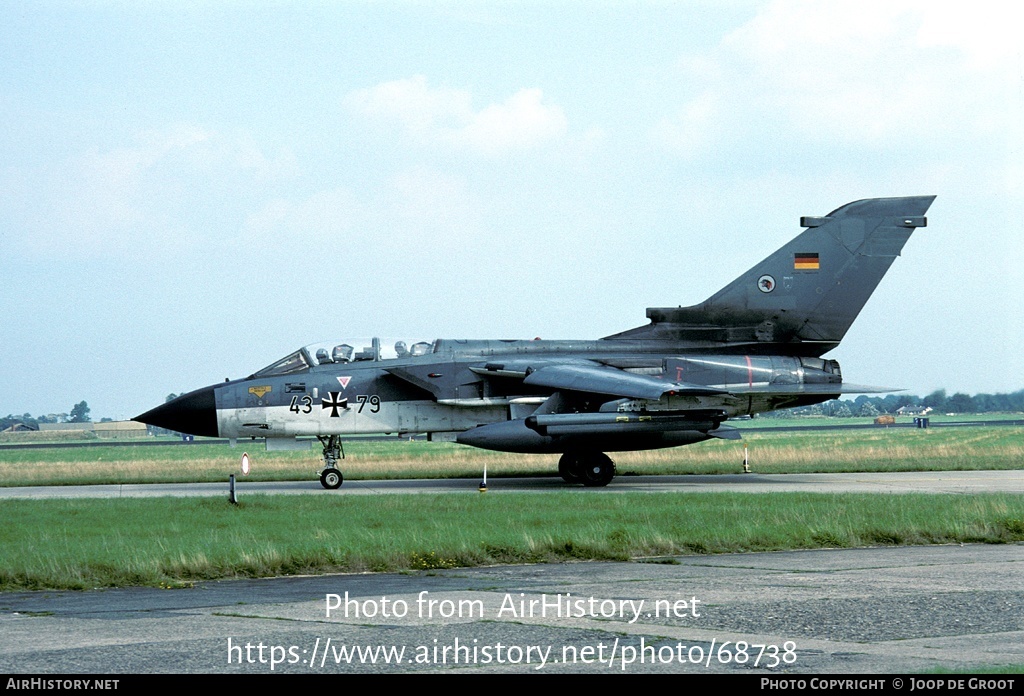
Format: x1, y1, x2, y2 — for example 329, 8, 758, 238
344, 75, 471, 136
460, 88, 569, 154
344, 76, 568, 155
241, 167, 485, 252
4, 125, 300, 258
652, 1, 1023, 162
915, 1, 1024, 68
650, 92, 720, 160
242, 188, 359, 244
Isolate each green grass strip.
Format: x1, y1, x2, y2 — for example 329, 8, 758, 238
2, 492, 1022, 591
2, 426, 1023, 487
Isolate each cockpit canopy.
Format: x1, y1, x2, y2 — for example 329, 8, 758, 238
250, 338, 437, 378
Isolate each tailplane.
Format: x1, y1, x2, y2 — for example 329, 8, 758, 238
608, 196, 935, 355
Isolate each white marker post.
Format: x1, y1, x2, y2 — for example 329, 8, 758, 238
479, 463, 488, 493
230, 452, 251, 505
742, 443, 750, 473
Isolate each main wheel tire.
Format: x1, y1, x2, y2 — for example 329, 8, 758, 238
320, 468, 343, 489
558, 452, 582, 483
579, 452, 615, 487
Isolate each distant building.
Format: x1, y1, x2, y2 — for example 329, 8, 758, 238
896, 405, 933, 417
38, 421, 147, 438
1, 423, 38, 433
93, 421, 148, 438
38, 423, 95, 432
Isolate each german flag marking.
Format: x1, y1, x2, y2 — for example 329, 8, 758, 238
794, 252, 820, 270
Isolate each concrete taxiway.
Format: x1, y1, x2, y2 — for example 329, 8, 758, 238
1, 469, 1023, 499
1, 545, 1021, 674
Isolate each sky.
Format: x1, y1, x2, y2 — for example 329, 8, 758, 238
1, 1, 1022, 421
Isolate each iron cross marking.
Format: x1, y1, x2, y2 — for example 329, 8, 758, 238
322, 392, 348, 417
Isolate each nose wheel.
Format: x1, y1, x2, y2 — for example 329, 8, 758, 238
317, 435, 345, 489
320, 467, 343, 489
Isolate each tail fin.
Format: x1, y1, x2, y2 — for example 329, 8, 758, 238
609, 196, 935, 354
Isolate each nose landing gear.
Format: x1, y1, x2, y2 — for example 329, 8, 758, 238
318, 435, 344, 489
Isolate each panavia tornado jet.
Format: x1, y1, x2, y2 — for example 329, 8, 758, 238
135, 196, 934, 488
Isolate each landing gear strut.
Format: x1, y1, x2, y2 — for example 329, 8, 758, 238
559, 451, 616, 487
318, 435, 344, 489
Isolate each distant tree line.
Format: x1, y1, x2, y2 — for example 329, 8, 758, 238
2, 396, 184, 435
1, 401, 91, 431
763, 389, 1024, 419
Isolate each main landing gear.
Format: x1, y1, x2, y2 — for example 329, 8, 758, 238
318, 435, 344, 489
558, 451, 616, 487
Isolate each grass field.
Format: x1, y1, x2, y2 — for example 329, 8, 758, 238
730, 414, 1024, 429
2, 492, 1022, 591
1, 423, 1021, 592
1, 424, 1022, 486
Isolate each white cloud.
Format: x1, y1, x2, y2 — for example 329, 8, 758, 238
242, 187, 360, 246
344, 75, 471, 136
241, 167, 485, 252
652, 1, 1023, 162
461, 88, 568, 154
344, 76, 568, 155
651, 92, 720, 159
6, 125, 300, 257
915, 0, 1024, 68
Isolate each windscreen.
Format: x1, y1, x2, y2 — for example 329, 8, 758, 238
251, 349, 312, 377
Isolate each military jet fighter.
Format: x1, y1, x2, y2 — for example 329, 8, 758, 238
135, 196, 933, 488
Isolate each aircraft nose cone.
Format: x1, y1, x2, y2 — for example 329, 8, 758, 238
133, 386, 219, 437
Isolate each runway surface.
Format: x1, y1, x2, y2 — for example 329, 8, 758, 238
1, 545, 1021, 674
2, 469, 1022, 499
